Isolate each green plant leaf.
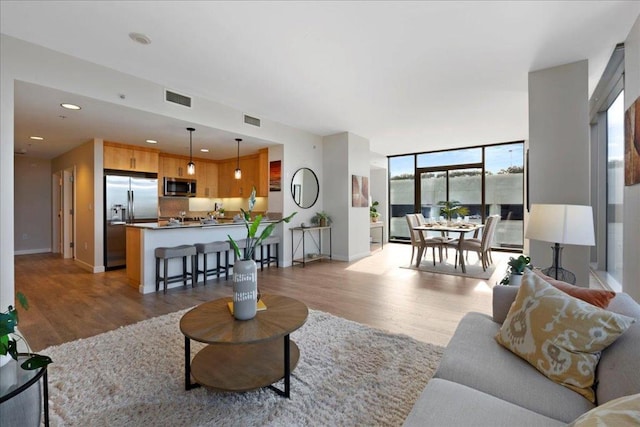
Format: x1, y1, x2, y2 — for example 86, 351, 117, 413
0, 311, 17, 336
16, 292, 29, 310
227, 235, 242, 259
21, 354, 53, 370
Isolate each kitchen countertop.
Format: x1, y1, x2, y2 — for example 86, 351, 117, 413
128, 219, 278, 230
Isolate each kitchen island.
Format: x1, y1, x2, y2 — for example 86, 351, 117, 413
126, 220, 279, 294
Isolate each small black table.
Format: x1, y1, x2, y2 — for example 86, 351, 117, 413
0, 353, 49, 427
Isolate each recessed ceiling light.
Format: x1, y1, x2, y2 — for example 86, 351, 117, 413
129, 32, 152, 45
200, 148, 209, 153
29, 136, 44, 141
146, 139, 158, 144
60, 103, 81, 110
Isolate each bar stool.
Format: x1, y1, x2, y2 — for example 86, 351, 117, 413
257, 236, 280, 271
195, 241, 230, 284
155, 245, 197, 293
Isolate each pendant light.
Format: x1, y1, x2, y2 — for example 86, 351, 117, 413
186, 127, 196, 175
234, 138, 242, 179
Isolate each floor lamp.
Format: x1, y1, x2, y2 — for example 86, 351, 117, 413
524, 204, 595, 284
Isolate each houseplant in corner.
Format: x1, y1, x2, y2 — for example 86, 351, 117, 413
499, 255, 532, 286
1, 292, 52, 369
228, 186, 296, 320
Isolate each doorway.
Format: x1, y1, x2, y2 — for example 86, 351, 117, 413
55, 166, 75, 259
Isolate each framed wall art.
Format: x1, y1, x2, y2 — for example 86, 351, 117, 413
351, 175, 369, 207
625, 96, 640, 186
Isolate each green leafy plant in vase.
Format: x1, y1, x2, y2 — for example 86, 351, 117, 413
311, 211, 332, 227
228, 186, 297, 261
370, 201, 381, 222
500, 255, 532, 285
437, 200, 469, 222
227, 187, 296, 320
1, 292, 52, 369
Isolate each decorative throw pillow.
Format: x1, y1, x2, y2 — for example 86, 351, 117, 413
495, 272, 634, 402
569, 393, 640, 426
532, 268, 616, 308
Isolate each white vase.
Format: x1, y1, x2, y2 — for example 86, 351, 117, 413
509, 273, 523, 286
232, 259, 258, 320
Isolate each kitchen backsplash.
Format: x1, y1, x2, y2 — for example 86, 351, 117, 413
159, 197, 270, 220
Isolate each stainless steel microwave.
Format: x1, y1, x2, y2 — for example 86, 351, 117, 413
163, 177, 196, 197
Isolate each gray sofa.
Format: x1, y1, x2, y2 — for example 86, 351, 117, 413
404, 285, 640, 426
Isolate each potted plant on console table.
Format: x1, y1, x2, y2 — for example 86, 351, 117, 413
228, 187, 296, 321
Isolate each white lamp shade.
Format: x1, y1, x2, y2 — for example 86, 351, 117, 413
525, 204, 595, 246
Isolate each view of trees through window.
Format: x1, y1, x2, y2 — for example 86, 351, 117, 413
389, 141, 525, 250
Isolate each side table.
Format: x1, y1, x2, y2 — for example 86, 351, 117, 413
0, 353, 49, 427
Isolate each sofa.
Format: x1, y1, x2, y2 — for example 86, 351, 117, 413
404, 273, 640, 426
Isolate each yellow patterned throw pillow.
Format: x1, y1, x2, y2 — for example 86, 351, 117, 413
569, 393, 640, 426
495, 272, 634, 402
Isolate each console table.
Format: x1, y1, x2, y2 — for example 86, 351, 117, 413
370, 222, 384, 248
290, 226, 332, 267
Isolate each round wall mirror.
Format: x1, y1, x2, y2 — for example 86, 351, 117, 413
291, 167, 319, 209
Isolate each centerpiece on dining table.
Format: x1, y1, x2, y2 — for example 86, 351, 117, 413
437, 200, 469, 225
227, 187, 296, 320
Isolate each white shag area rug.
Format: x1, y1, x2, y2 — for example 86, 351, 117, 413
43, 309, 444, 426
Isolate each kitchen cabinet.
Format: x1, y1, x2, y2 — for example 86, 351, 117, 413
217, 149, 268, 197
104, 142, 159, 173
194, 160, 218, 197
162, 155, 188, 178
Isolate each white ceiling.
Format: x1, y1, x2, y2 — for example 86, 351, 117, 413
2, 1, 639, 160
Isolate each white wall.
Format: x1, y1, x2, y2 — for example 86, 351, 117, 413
323, 133, 350, 260
624, 16, 640, 301
0, 34, 323, 308
528, 60, 591, 285
14, 156, 52, 254
322, 132, 371, 262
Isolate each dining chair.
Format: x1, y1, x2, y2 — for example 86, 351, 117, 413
455, 215, 500, 271
416, 213, 456, 257
406, 214, 443, 266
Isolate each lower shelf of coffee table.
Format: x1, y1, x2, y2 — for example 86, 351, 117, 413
190, 339, 300, 392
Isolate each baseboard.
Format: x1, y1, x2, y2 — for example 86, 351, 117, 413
14, 248, 52, 255
74, 258, 105, 273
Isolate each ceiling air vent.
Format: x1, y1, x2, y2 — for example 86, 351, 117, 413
165, 90, 192, 108
244, 114, 261, 127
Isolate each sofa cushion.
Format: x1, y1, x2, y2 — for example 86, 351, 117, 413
531, 269, 615, 308
495, 273, 634, 402
435, 312, 595, 422
568, 392, 640, 426
596, 292, 640, 405
403, 378, 566, 427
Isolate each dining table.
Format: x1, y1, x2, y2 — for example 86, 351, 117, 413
413, 222, 484, 273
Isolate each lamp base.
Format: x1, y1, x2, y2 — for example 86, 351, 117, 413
541, 244, 576, 284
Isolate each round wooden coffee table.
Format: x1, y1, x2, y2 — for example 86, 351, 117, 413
180, 294, 308, 398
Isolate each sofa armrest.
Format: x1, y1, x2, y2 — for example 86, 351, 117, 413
492, 285, 519, 323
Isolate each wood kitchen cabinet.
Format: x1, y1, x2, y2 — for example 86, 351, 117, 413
162, 155, 188, 178
104, 142, 159, 173
217, 149, 268, 197
199, 161, 218, 197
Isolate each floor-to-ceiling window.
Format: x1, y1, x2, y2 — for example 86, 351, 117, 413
388, 141, 524, 250
607, 91, 624, 284
589, 43, 624, 291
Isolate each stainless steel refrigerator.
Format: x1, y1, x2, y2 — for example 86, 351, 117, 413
104, 171, 158, 269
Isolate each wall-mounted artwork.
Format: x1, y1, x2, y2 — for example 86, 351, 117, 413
625, 96, 640, 186
351, 175, 369, 207
269, 160, 282, 191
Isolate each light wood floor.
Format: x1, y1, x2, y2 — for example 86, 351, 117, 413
15, 243, 510, 352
